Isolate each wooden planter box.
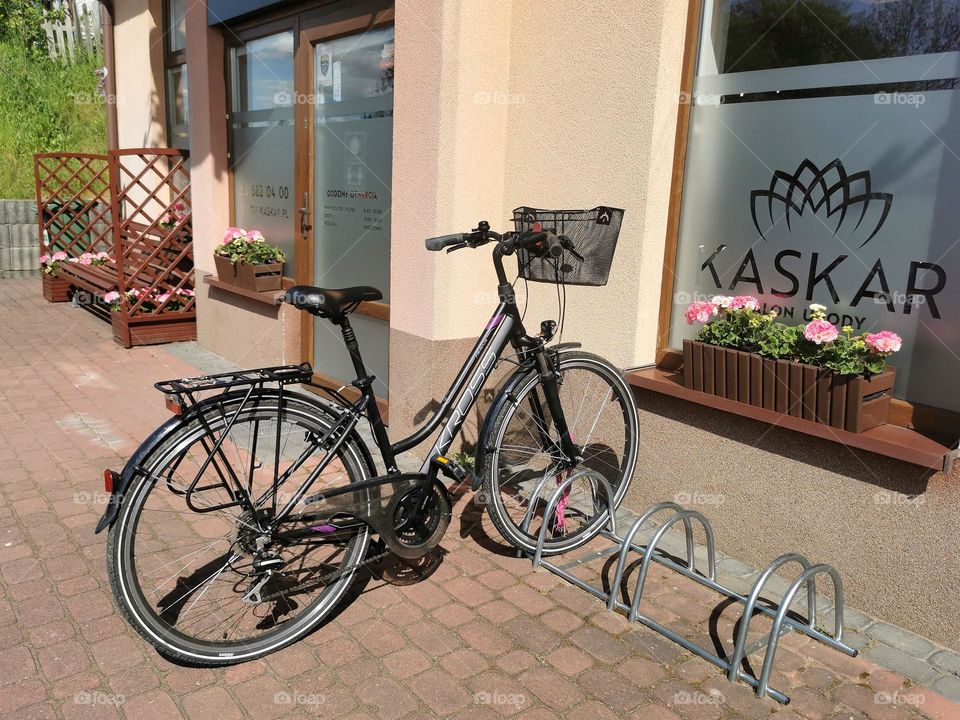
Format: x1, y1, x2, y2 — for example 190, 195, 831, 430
111, 312, 197, 348
682, 340, 896, 433
42, 274, 70, 302
214, 254, 282, 292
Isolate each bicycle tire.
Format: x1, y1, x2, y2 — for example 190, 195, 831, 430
106, 392, 374, 665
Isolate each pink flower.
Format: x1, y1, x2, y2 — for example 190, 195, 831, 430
52, 251, 68, 261
804, 319, 838, 345
177, 288, 195, 297
246, 230, 265, 243
96, 251, 110, 259
730, 295, 759, 310
865, 331, 902, 354
78, 256, 92, 265
39, 254, 50, 264
223, 227, 244, 244
711, 295, 734, 309
102, 291, 120, 304
684, 301, 718, 325
155, 292, 171, 304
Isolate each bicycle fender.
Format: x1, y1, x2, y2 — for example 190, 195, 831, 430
94, 390, 377, 534
472, 365, 537, 491
95, 413, 183, 534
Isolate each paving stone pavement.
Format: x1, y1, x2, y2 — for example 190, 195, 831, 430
2, 277, 959, 720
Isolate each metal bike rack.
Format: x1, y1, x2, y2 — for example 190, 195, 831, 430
526, 481, 858, 705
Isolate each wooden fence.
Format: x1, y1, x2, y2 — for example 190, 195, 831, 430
43, 6, 101, 63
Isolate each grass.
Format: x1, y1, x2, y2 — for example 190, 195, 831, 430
0, 42, 106, 199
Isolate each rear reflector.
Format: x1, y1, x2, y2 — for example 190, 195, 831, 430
103, 469, 118, 493
165, 395, 184, 415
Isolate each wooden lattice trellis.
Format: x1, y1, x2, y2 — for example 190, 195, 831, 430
33, 148, 196, 347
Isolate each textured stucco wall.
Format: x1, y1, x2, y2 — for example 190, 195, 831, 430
113, 0, 166, 149
629, 388, 960, 650
391, 0, 688, 363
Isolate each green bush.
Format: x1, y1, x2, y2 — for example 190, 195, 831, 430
0, 42, 106, 199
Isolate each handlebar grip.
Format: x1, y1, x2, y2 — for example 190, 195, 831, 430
544, 233, 563, 259
425, 233, 465, 252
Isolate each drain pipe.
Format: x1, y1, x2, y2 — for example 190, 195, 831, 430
99, 0, 119, 150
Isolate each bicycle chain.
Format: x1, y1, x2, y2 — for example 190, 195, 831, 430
253, 547, 393, 604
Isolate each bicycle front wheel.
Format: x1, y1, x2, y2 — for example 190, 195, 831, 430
481, 351, 639, 555
106, 392, 373, 665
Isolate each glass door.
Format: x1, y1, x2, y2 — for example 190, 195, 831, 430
298, 4, 394, 403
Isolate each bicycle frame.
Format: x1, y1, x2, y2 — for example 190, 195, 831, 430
103, 242, 581, 540
356, 243, 580, 478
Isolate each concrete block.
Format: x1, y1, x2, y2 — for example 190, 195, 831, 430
931, 673, 960, 703
11, 244, 37, 272
864, 644, 939, 685
866, 622, 936, 659
930, 649, 960, 677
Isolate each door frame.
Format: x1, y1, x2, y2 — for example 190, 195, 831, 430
294, 0, 394, 416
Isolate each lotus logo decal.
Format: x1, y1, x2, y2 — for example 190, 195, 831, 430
750, 159, 893, 248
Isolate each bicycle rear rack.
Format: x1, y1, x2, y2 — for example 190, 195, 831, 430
527, 481, 857, 705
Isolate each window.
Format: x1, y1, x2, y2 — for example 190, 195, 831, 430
164, 0, 189, 150
665, 0, 960, 411
226, 30, 296, 272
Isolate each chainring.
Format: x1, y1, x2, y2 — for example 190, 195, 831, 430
382, 480, 451, 559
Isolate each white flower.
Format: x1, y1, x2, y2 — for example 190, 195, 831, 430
809, 303, 827, 313
711, 295, 734, 309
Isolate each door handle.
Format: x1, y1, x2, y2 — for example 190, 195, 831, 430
299, 192, 312, 235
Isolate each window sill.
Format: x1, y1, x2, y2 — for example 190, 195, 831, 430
202, 273, 290, 306
627, 364, 958, 472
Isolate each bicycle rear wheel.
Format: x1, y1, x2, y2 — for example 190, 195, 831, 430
481, 351, 638, 555
106, 392, 373, 665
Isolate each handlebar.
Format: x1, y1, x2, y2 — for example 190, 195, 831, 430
424, 233, 465, 252
425, 222, 566, 260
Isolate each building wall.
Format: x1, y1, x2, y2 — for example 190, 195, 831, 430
630, 388, 960, 651
112, 0, 166, 149
388, 0, 689, 441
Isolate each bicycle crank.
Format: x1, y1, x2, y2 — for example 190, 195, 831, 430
383, 480, 452, 559
301, 472, 451, 560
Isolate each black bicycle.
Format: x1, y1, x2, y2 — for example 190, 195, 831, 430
96, 206, 639, 664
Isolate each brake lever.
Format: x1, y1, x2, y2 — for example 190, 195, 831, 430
445, 242, 469, 253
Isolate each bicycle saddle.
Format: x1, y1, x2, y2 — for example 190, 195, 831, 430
284, 285, 382, 317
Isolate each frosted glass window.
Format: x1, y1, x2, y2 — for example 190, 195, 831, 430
669, 0, 960, 409
228, 32, 296, 272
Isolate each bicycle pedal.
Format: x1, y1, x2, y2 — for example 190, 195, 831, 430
431, 455, 467, 482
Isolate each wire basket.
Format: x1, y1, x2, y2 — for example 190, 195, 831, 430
512, 206, 624, 286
